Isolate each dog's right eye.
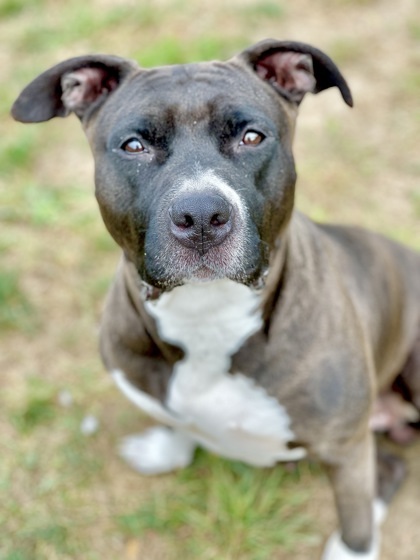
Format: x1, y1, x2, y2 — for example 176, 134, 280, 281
121, 138, 145, 153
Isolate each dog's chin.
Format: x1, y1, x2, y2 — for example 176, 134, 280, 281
140, 237, 266, 293
142, 259, 264, 294
186, 265, 225, 283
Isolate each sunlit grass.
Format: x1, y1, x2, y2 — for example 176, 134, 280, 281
134, 35, 247, 67
0, 270, 36, 332
118, 453, 317, 560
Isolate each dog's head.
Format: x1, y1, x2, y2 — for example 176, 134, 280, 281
12, 40, 352, 291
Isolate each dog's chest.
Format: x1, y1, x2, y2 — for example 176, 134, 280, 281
145, 279, 305, 466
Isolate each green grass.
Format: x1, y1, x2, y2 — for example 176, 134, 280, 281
398, 68, 420, 99
408, 18, 420, 40
1, 375, 106, 560
412, 189, 420, 218
0, 129, 38, 175
23, 184, 70, 226
11, 377, 57, 433
2, 180, 93, 228
118, 453, 315, 560
0, 269, 36, 332
16, 5, 157, 53
134, 34, 247, 67
12, 394, 56, 433
0, 0, 45, 18
238, 1, 286, 20
329, 38, 366, 65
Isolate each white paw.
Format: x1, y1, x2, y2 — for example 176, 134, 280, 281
118, 426, 196, 475
373, 499, 387, 525
321, 531, 379, 560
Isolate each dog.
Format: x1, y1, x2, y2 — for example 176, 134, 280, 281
12, 39, 420, 559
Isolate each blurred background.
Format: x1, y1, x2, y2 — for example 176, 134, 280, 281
1, 1, 419, 559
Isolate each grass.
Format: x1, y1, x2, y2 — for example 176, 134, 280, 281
412, 189, 420, 218
328, 38, 367, 66
118, 453, 316, 560
11, 377, 58, 433
0, 0, 45, 18
0, 129, 38, 175
1, 0, 420, 559
134, 34, 247, 67
0, 269, 36, 332
16, 5, 160, 53
238, 1, 286, 20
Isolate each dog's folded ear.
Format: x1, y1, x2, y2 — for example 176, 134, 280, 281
11, 55, 138, 123
239, 39, 353, 107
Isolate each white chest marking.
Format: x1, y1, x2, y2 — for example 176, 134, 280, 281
121, 279, 306, 466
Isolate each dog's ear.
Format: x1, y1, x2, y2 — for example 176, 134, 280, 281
239, 39, 353, 107
11, 55, 138, 123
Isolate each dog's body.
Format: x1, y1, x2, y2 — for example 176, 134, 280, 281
12, 40, 420, 559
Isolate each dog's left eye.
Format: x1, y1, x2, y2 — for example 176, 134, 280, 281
121, 138, 145, 153
240, 130, 265, 146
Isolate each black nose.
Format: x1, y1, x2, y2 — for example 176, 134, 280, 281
169, 192, 233, 255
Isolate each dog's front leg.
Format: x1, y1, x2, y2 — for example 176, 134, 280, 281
322, 432, 382, 560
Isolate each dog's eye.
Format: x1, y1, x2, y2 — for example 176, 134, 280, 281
240, 130, 265, 146
121, 138, 145, 153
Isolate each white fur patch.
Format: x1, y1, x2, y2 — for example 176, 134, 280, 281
178, 168, 247, 222
322, 531, 379, 560
119, 426, 195, 475
373, 499, 387, 526
142, 278, 306, 466
113, 369, 175, 425
322, 500, 387, 560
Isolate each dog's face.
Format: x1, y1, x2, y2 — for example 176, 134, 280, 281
12, 40, 352, 290
91, 62, 298, 289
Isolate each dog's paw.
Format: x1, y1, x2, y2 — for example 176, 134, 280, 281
118, 426, 196, 475
321, 531, 379, 560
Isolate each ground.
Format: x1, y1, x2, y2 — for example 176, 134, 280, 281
1, 0, 419, 558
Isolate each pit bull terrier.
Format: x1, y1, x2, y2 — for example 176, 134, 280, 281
12, 39, 420, 559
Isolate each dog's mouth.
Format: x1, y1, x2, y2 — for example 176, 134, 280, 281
185, 259, 260, 283
140, 245, 266, 297
140, 260, 267, 301
188, 263, 221, 281
139, 261, 226, 300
